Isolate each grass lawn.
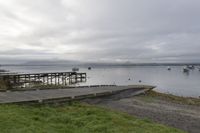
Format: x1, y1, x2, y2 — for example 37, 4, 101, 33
0, 102, 185, 133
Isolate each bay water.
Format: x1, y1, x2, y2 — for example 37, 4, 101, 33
1, 65, 200, 97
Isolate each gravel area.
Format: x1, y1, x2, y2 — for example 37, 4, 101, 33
84, 92, 200, 133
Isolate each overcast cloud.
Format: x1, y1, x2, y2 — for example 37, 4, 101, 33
0, 0, 200, 64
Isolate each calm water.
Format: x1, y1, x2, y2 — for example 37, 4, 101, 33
1, 65, 200, 97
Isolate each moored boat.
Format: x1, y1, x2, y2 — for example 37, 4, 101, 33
187, 65, 195, 69
0, 69, 7, 72
183, 66, 189, 73
167, 66, 171, 71
72, 67, 79, 72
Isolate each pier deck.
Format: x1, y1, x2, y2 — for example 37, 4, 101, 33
0, 72, 87, 86
0, 85, 155, 104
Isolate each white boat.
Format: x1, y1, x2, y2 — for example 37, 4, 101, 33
167, 66, 171, 70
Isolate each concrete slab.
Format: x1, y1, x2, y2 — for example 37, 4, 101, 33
0, 85, 155, 104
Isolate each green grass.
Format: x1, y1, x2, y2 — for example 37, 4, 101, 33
0, 102, 185, 133
142, 90, 200, 105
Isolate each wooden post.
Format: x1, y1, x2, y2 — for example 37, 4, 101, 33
50, 74, 53, 85
28, 75, 31, 84
75, 73, 77, 83
17, 75, 20, 84
69, 73, 71, 84
47, 74, 49, 85
55, 74, 56, 85
65, 73, 67, 85
58, 73, 59, 85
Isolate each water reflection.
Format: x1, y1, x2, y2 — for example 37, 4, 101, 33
183, 70, 190, 76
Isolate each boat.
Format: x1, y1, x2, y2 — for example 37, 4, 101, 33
187, 65, 195, 69
0, 65, 8, 73
0, 69, 9, 75
88, 67, 92, 70
72, 67, 79, 72
0, 69, 7, 72
183, 66, 189, 73
167, 66, 171, 71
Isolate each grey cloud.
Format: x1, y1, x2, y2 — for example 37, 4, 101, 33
0, 0, 200, 63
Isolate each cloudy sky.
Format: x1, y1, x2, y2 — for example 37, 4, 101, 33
0, 0, 200, 64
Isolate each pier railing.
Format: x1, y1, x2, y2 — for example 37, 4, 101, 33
0, 72, 87, 87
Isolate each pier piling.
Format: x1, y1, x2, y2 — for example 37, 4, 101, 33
0, 72, 87, 87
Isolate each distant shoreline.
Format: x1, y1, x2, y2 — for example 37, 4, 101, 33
1, 62, 200, 67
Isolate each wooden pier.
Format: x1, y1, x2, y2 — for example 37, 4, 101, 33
0, 72, 87, 87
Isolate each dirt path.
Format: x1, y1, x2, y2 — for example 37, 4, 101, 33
84, 93, 200, 133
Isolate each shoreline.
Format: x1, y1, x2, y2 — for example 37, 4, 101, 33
143, 90, 200, 105
84, 90, 200, 133
0, 85, 198, 132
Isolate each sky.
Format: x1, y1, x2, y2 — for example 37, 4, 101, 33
0, 0, 200, 64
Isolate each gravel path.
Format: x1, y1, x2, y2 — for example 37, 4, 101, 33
84, 93, 200, 133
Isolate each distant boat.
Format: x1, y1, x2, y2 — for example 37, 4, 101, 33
72, 67, 79, 72
167, 66, 171, 71
187, 65, 195, 69
88, 67, 92, 70
183, 66, 189, 73
0, 69, 8, 73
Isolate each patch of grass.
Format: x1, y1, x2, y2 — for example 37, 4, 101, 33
143, 90, 200, 106
0, 102, 185, 133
